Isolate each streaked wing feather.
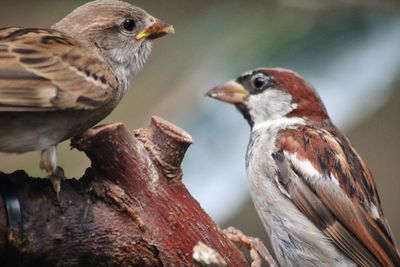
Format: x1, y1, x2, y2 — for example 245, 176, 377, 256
310, 174, 400, 267
276, 126, 400, 267
272, 151, 381, 267
0, 27, 117, 111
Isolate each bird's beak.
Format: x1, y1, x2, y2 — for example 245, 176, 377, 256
206, 80, 249, 104
135, 18, 175, 40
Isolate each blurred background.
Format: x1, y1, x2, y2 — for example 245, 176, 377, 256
1, 0, 399, 257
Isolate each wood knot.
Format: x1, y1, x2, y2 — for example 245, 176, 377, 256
134, 116, 193, 181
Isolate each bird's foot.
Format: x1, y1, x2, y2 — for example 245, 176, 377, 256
224, 226, 279, 267
40, 146, 65, 200
48, 166, 65, 200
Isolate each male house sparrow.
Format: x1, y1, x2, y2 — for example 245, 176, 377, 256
0, 0, 174, 192
207, 68, 400, 267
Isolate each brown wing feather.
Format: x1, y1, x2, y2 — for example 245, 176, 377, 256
273, 151, 381, 266
277, 125, 400, 267
0, 27, 117, 111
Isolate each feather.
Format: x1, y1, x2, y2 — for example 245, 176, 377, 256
276, 127, 400, 267
0, 27, 117, 111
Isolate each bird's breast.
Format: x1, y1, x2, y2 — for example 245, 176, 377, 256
0, 109, 112, 153
244, 125, 356, 267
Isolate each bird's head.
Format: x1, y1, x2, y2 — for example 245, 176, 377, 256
207, 68, 330, 127
53, 0, 174, 83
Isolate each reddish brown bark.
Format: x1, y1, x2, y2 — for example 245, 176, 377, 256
0, 117, 247, 267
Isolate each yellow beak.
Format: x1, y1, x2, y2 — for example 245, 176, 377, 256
206, 80, 249, 104
135, 18, 175, 40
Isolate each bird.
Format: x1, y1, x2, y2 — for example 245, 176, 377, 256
0, 0, 174, 195
207, 68, 400, 267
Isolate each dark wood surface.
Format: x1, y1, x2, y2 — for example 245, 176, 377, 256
0, 117, 247, 267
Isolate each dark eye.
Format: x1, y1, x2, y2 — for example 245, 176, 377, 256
122, 18, 136, 32
252, 74, 268, 89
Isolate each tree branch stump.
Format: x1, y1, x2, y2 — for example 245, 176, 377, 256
0, 116, 248, 267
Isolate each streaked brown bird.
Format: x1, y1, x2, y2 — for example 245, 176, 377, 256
0, 0, 174, 194
207, 68, 400, 267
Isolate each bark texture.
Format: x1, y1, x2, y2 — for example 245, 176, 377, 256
0, 116, 247, 267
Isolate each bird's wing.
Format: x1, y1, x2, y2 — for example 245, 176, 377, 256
0, 27, 117, 111
274, 125, 400, 267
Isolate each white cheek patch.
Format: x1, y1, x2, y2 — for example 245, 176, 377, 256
246, 89, 295, 125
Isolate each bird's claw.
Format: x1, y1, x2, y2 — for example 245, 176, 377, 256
48, 166, 65, 201
224, 226, 279, 267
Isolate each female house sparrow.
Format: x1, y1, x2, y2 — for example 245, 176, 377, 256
207, 68, 400, 267
0, 0, 174, 192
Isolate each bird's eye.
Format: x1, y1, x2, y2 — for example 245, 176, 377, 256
121, 18, 136, 32
252, 74, 268, 89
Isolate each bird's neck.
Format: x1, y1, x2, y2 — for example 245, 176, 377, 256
108, 41, 153, 93
252, 117, 305, 132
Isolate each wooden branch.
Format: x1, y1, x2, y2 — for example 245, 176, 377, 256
0, 116, 248, 267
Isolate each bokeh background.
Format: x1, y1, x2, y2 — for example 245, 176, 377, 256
1, 0, 399, 257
